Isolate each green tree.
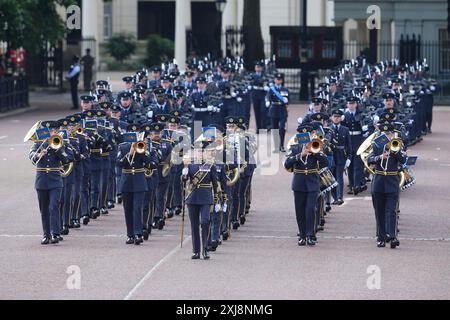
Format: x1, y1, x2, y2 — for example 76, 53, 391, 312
107, 32, 137, 63
0, 0, 75, 53
243, 0, 265, 70
145, 34, 174, 67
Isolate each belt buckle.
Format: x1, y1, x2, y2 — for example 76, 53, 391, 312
46, 168, 50, 173
132, 169, 135, 175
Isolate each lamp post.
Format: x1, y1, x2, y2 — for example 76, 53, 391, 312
299, 0, 309, 101
215, 0, 227, 13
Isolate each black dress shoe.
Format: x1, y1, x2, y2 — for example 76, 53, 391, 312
174, 206, 182, 215
377, 240, 386, 247
100, 207, 108, 215
191, 253, 200, 260
73, 220, 81, 228
41, 236, 50, 245
332, 200, 339, 205
232, 221, 240, 230
316, 225, 324, 231
135, 236, 143, 245
337, 199, 344, 205
68, 223, 75, 229
143, 229, 149, 241
353, 186, 360, 195
347, 189, 354, 195
239, 215, 246, 225
307, 237, 316, 246
390, 238, 400, 249
279, 146, 286, 153
359, 185, 367, 193
325, 204, 331, 212
298, 238, 306, 246
166, 208, 174, 219
107, 201, 115, 209
50, 235, 59, 244
311, 235, 317, 242
222, 231, 229, 241
126, 237, 135, 245
57, 235, 64, 241
82, 215, 90, 225
202, 249, 210, 260
211, 240, 219, 250
158, 219, 164, 230
61, 226, 69, 235
90, 208, 98, 219
320, 219, 326, 227
117, 195, 122, 204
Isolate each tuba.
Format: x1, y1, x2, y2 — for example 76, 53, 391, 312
357, 131, 377, 174
61, 162, 74, 178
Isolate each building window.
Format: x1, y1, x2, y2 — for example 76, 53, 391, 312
439, 29, 450, 73
322, 40, 336, 59
277, 39, 292, 58
103, 0, 113, 40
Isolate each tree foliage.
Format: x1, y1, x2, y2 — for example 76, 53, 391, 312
243, 0, 265, 70
0, 0, 75, 53
145, 34, 174, 67
107, 32, 137, 63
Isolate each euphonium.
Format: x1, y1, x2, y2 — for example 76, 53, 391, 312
226, 167, 240, 187
61, 162, 74, 177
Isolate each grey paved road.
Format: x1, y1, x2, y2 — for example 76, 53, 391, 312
0, 96, 449, 300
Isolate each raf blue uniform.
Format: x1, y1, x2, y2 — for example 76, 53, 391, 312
250, 71, 269, 131
61, 136, 80, 232
183, 162, 218, 259
117, 143, 152, 243
266, 84, 289, 151
284, 145, 328, 243
30, 140, 73, 242
331, 123, 352, 201
152, 138, 173, 229
342, 109, 366, 192
142, 141, 160, 238
72, 131, 89, 225
368, 143, 407, 247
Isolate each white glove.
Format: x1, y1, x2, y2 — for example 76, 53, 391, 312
265, 101, 270, 108
182, 167, 189, 176
207, 105, 213, 112
282, 97, 288, 104
147, 111, 153, 119
362, 125, 368, 132
222, 203, 228, 212
212, 107, 218, 113
231, 92, 237, 98
345, 159, 351, 169
214, 204, 222, 213
248, 86, 253, 90
237, 97, 243, 102
264, 86, 270, 91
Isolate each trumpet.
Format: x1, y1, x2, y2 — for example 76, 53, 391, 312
76, 127, 84, 135
133, 141, 148, 154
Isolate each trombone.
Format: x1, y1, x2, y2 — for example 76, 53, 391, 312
381, 137, 403, 170
33, 134, 64, 166
127, 132, 147, 165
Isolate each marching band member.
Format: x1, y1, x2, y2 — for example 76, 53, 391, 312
182, 140, 219, 260
266, 73, 289, 152
284, 124, 328, 246
368, 123, 407, 248
29, 121, 73, 244
117, 124, 153, 245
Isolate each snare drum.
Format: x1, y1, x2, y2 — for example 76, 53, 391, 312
319, 167, 338, 195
